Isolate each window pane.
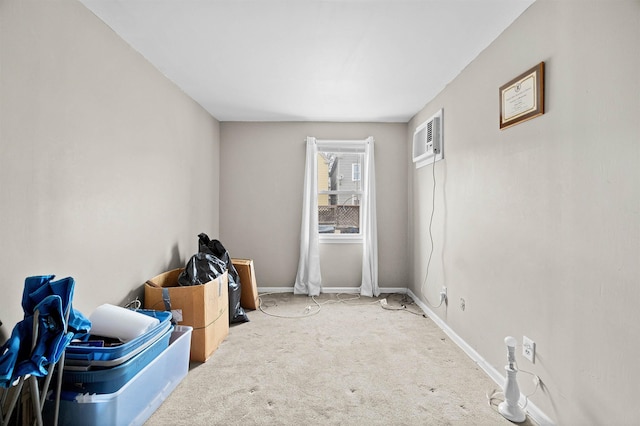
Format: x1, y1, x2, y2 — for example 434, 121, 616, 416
352, 163, 361, 181
318, 205, 360, 234
317, 151, 363, 234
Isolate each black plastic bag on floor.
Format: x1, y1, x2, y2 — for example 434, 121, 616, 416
178, 252, 227, 287
198, 233, 249, 324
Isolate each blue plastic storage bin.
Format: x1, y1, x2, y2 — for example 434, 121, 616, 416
65, 309, 172, 368
45, 326, 192, 426
60, 325, 173, 394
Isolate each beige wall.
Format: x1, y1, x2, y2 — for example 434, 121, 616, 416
0, 0, 220, 331
219, 122, 407, 290
408, 1, 640, 424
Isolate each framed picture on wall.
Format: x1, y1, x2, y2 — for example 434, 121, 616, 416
499, 62, 545, 129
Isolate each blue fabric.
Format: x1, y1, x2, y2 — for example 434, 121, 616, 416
0, 275, 91, 388
23, 275, 91, 336
0, 322, 26, 387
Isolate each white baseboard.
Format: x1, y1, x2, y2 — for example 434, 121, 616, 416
406, 289, 555, 426
257, 287, 407, 295
257, 287, 295, 294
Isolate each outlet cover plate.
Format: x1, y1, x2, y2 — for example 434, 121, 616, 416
523, 336, 535, 363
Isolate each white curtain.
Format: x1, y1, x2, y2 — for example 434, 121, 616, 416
294, 136, 378, 297
294, 136, 322, 296
360, 137, 379, 297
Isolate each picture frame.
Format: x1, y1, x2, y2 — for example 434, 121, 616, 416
499, 62, 545, 129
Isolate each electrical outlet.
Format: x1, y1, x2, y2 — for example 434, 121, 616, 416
440, 287, 447, 304
523, 336, 535, 363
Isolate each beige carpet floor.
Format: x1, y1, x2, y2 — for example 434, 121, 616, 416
145, 293, 536, 426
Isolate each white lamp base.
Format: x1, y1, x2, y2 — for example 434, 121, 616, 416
498, 400, 526, 423
499, 367, 526, 423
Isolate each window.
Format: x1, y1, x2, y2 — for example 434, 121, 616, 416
295, 136, 378, 296
316, 143, 365, 239
352, 163, 361, 182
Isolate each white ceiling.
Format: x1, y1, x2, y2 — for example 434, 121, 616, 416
80, 0, 535, 122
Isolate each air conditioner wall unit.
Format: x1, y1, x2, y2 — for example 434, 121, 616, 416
412, 109, 443, 168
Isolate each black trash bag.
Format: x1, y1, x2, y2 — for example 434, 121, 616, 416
178, 252, 227, 287
198, 233, 249, 324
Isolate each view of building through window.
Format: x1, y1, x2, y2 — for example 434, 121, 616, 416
317, 151, 363, 234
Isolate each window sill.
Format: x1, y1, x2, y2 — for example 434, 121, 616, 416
319, 234, 363, 244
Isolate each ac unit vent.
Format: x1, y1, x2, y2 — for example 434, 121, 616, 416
412, 109, 443, 167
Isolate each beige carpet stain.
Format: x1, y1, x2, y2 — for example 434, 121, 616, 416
145, 293, 537, 426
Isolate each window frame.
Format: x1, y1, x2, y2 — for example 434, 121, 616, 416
315, 140, 367, 243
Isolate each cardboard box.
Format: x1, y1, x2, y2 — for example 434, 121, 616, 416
144, 269, 228, 362
232, 258, 259, 310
